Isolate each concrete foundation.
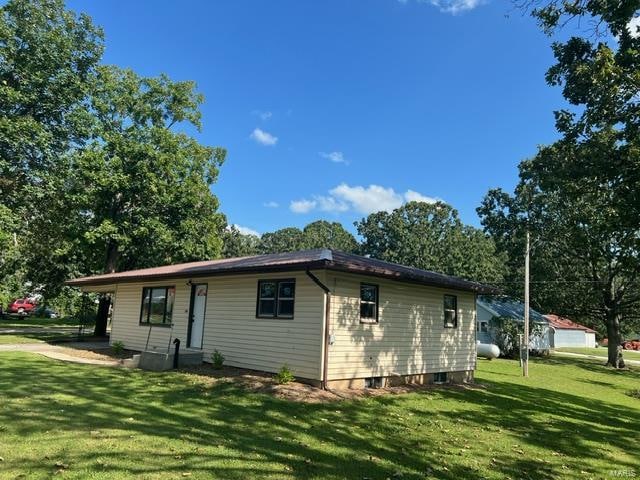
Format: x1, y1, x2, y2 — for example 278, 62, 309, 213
138, 349, 203, 371
326, 370, 474, 389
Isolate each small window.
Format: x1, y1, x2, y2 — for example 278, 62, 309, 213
257, 279, 295, 318
480, 321, 488, 333
434, 372, 448, 384
360, 283, 378, 323
140, 286, 175, 325
444, 294, 457, 328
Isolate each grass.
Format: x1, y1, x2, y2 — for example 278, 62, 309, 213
555, 347, 640, 360
0, 316, 93, 328
0, 333, 74, 344
0, 355, 637, 479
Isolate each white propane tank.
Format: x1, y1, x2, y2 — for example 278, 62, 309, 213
477, 341, 500, 359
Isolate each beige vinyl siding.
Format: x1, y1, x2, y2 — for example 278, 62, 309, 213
110, 271, 326, 381
326, 272, 476, 380
110, 281, 190, 353
201, 271, 325, 380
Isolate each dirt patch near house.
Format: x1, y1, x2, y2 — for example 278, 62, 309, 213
54, 346, 137, 362
179, 363, 485, 403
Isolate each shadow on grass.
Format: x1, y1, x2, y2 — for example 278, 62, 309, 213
0, 354, 637, 479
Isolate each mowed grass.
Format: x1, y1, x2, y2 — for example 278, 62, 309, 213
0, 316, 93, 328
0, 333, 69, 344
555, 347, 640, 360
0, 355, 637, 479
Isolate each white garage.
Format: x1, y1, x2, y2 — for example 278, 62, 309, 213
546, 314, 597, 348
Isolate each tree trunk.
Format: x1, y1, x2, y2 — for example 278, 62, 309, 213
605, 309, 625, 369
94, 241, 118, 337
94, 295, 111, 337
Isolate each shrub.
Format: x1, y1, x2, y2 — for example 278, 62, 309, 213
275, 364, 295, 384
488, 316, 543, 358
112, 340, 125, 355
211, 350, 225, 370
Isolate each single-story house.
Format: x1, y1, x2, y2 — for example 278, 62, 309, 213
545, 314, 597, 348
67, 249, 494, 388
476, 296, 551, 351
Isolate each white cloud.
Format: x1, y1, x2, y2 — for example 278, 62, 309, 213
252, 110, 273, 121
289, 199, 317, 213
401, 0, 484, 14
250, 128, 278, 146
404, 189, 439, 204
319, 151, 347, 164
330, 184, 403, 214
263, 201, 279, 208
290, 183, 442, 215
428, 0, 483, 14
315, 195, 349, 212
230, 224, 261, 237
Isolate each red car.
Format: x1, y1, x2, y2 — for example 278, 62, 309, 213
7, 298, 38, 315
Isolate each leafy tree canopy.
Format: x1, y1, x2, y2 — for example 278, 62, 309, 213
357, 201, 507, 284
479, 0, 640, 366
0, 0, 103, 212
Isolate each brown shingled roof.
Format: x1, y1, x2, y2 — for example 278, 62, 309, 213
66, 249, 496, 294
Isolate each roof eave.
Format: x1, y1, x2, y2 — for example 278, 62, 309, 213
324, 262, 497, 294
66, 259, 331, 288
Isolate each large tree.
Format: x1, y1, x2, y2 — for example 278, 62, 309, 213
479, 0, 640, 367
256, 221, 359, 255
357, 201, 507, 284
221, 226, 261, 258
28, 65, 227, 335
0, 0, 103, 285
301, 220, 359, 253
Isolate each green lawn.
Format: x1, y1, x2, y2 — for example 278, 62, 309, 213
555, 347, 640, 360
0, 332, 73, 344
0, 355, 637, 479
0, 316, 93, 328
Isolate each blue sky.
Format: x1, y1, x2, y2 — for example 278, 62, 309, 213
68, 0, 566, 236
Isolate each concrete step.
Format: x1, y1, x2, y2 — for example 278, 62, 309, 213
138, 349, 203, 371
122, 354, 141, 369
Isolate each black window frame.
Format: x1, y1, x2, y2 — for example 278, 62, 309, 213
139, 286, 175, 327
443, 294, 458, 328
433, 372, 448, 384
256, 279, 296, 319
360, 283, 379, 324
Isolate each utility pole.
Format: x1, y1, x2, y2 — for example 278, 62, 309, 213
523, 230, 530, 377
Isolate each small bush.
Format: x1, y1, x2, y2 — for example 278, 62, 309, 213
211, 350, 225, 369
275, 364, 295, 384
112, 341, 125, 355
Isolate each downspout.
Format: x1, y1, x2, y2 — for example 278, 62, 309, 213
306, 269, 331, 390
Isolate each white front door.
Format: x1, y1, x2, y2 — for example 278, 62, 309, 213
188, 284, 207, 349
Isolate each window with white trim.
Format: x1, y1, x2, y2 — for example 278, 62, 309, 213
444, 294, 457, 328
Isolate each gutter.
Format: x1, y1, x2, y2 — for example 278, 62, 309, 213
305, 269, 331, 390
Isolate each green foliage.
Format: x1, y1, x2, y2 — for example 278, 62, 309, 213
0, 0, 104, 207
221, 226, 260, 258
275, 364, 295, 384
211, 350, 225, 370
488, 316, 544, 359
259, 227, 306, 254
482, 0, 640, 367
112, 341, 125, 355
301, 221, 359, 253
223, 220, 359, 258
356, 202, 507, 284
0, 0, 103, 290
